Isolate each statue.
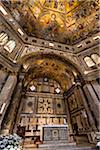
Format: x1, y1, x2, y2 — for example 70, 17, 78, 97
80, 110, 89, 130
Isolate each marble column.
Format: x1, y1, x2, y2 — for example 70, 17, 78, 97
91, 80, 100, 100
78, 84, 97, 131
14, 96, 25, 130
0, 74, 17, 130
83, 83, 99, 130
64, 98, 74, 143
91, 80, 100, 131
0, 69, 8, 91
1, 82, 22, 134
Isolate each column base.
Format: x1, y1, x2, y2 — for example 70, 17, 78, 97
75, 134, 89, 144
0, 129, 10, 135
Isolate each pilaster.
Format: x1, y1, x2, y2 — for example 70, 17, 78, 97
83, 83, 100, 130
0, 74, 17, 130
1, 81, 22, 134
0, 69, 8, 91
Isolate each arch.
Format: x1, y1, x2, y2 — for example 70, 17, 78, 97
1, 51, 97, 145
84, 56, 95, 67
4, 40, 16, 53
91, 53, 100, 65
21, 53, 83, 91
20, 52, 83, 76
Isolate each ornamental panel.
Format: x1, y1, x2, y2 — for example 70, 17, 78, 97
37, 97, 53, 114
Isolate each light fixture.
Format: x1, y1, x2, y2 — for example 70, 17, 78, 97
18, 28, 24, 36
73, 82, 76, 85
40, 19, 44, 22
55, 88, 60, 94
9, 18, 14, 22
77, 44, 83, 48
73, 71, 77, 77
30, 85, 36, 91
13, 60, 16, 63
93, 36, 100, 40
8, 17, 16, 25
84, 71, 89, 74
64, 118, 67, 124
0, 103, 6, 114
23, 64, 28, 69
60, 24, 64, 27
44, 77, 48, 82
0, 5, 7, 15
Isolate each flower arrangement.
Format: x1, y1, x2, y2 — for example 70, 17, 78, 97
0, 134, 22, 150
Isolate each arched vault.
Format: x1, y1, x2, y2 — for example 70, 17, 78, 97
20, 53, 83, 91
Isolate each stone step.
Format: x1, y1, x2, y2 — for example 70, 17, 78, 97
43, 139, 68, 144
39, 142, 76, 148
23, 140, 96, 150
23, 144, 37, 148
23, 143, 96, 150
23, 146, 96, 150
23, 140, 38, 149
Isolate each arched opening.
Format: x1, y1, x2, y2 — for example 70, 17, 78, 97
4, 40, 16, 53
16, 54, 90, 144
16, 54, 80, 144
1, 53, 97, 148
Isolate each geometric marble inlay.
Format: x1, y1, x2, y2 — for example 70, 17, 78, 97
38, 97, 53, 114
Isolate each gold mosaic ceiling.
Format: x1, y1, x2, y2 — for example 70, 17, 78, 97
3, 0, 99, 45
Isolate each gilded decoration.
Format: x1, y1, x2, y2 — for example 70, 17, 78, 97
3, 0, 99, 45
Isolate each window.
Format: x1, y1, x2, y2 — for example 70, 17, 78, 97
49, 43, 54, 47
84, 56, 95, 67
30, 85, 36, 91
55, 87, 60, 94
0, 32, 8, 45
0, 6, 8, 15
4, 40, 16, 53
43, 77, 48, 82
17, 28, 24, 36
91, 54, 100, 65
77, 44, 83, 48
